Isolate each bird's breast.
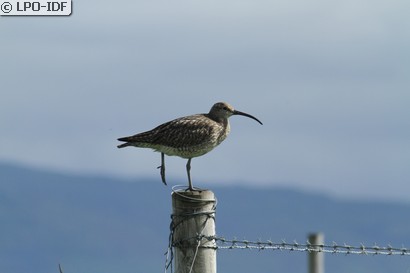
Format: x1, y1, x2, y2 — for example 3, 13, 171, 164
218, 121, 230, 144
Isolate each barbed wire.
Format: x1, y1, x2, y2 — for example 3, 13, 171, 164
195, 235, 410, 256
166, 234, 410, 272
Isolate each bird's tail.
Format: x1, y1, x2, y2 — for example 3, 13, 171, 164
117, 142, 130, 148
117, 136, 133, 148
117, 130, 157, 148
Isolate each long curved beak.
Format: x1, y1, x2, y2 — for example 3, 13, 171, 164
233, 110, 263, 125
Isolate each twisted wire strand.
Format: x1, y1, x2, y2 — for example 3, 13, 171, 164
205, 236, 410, 256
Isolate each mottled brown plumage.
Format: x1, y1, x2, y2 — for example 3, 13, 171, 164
117, 102, 262, 190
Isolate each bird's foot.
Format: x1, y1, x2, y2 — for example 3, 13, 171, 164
157, 164, 167, 185
184, 183, 194, 191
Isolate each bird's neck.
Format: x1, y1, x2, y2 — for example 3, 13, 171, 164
212, 116, 228, 127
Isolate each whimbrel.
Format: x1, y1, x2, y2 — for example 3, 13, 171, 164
117, 102, 262, 190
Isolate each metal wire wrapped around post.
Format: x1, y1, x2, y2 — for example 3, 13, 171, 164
168, 187, 217, 273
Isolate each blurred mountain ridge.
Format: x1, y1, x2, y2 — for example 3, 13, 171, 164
1, 162, 409, 273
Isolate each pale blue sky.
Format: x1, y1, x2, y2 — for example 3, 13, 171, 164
1, 0, 409, 201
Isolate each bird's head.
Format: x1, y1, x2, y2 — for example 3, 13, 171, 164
209, 102, 263, 125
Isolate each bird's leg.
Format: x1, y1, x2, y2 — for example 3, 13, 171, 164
157, 152, 166, 185
186, 158, 193, 191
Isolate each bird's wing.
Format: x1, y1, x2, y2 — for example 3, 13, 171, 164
147, 115, 217, 148
118, 115, 218, 148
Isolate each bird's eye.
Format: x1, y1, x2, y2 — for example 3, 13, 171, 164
223, 107, 228, 110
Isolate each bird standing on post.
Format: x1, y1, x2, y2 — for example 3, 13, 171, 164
117, 102, 262, 190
